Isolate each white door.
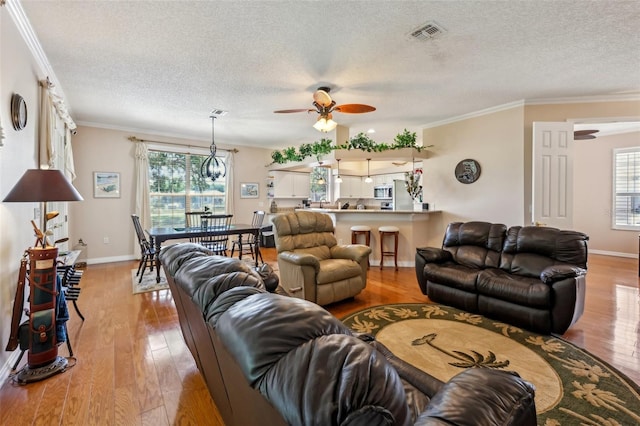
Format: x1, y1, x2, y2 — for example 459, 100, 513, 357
532, 122, 575, 229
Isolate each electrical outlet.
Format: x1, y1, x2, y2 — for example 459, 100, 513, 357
103, 237, 110, 244
34, 207, 41, 220
338, 239, 344, 245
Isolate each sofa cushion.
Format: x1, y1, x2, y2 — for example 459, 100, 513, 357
477, 269, 551, 308
442, 222, 506, 269
175, 255, 260, 297
215, 293, 412, 426
502, 226, 589, 271
424, 262, 480, 292
159, 242, 212, 276
293, 245, 331, 260
317, 258, 362, 284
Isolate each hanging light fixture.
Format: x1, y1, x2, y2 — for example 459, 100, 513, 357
200, 115, 226, 180
313, 113, 338, 133
364, 159, 373, 183
335, 159, 343, 184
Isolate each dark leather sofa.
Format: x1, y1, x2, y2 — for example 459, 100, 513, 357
415, 221, 588, 335
160, 242, 537, 426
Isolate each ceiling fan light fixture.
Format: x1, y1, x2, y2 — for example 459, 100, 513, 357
313, 115, 338, 132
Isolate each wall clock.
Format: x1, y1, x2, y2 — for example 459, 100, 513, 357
11, 93, 27, 131
455, 159, 481, 184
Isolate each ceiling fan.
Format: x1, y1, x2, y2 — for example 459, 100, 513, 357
274, 87, 376, 132
574, 129, 599, 140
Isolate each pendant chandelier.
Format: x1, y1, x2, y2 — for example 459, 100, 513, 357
200, 115, 226, 180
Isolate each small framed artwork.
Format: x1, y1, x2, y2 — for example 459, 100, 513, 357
240, 182, 259, 198
94, 172, 121, 198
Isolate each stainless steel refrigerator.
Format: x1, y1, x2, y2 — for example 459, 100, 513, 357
393, 179, 414, 210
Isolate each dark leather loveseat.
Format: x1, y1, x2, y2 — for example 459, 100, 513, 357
160, 242, 537, 426
415, 222, 588, 335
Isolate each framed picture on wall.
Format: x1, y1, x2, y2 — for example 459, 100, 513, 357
94, 172, 121, 198
240, 182, 259, 198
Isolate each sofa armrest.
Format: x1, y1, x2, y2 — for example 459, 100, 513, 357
414, 369, 536, 426
278, 251, 320, 272
331, 244, 372, 262
416, 247, 452, 264
540, 265, 586, 284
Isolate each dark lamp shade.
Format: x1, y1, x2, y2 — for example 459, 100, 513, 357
3, 169, 84, 202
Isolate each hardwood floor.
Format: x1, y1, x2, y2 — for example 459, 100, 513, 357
1, 249, 638, 425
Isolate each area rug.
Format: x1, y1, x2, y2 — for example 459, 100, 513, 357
131, 268, 168, 294
341, 303, 640, 425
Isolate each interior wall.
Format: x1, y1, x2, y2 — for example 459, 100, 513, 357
524, 100, 640, 256
0, 9, 45, 375
422, 105, 525, 246
69, 126, 273, 264
574, 131, 640, 256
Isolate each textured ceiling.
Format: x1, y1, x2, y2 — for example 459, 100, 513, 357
18, 0, 640, 150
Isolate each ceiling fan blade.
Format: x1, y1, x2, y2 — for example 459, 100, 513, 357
333, 104, 376, 114
574, 129, 599, 136
313, 89, 333, 107
574, 134, 597, 140
274, 108, 315, 113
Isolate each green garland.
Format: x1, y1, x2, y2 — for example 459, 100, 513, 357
269, 129, 423, 165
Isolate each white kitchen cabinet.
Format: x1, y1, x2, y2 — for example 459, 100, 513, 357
362, 178, 375, 198
337, 175, 363, 199
272, 171, 310, 198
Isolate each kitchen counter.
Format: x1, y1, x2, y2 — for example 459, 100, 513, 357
293, 208, 443, 267
297, 208, 438, 214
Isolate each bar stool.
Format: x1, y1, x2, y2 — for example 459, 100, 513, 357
351, 225, 371, 268
378, 226, 399, 270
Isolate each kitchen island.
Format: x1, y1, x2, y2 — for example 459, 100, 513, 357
295, 208, 443, 267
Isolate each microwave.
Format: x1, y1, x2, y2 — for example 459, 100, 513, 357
373, 185, 393, 200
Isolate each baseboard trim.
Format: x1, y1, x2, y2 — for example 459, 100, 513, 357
87, 255, 136, 265
1, 351, 22, 381
589, 249, 636, 259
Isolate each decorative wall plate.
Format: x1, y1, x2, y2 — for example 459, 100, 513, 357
11, 93, 27, 131
455, 159, 481, 184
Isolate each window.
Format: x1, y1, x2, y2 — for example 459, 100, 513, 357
310, 167, 329, 202
148, 150, 226, 227
613, 147, 640, 230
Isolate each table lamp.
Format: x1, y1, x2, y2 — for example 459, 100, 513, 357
3, 168, 83, 383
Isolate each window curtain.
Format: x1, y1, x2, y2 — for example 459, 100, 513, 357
39, 81, 55, 169
134, 142, 151, 258
63, 127, 76, 181
224, 151, 234, 215
39, 78, 77, 169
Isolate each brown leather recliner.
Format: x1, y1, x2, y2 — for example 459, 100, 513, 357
415, 221, 588, 335
272, 211, 372, 305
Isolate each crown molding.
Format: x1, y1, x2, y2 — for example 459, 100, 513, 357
423, 94, 640, 130
6, 0, 75, 126
422, 100, 525, 129
6, 1, 59, 86
525, 93, 640, 105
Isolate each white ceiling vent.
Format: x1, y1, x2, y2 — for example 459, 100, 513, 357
409, 21, 446, 41
210, 109, 228, 117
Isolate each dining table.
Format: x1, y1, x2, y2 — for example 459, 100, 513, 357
147, 223, 263, 283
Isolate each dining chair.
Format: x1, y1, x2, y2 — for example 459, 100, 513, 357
185, 211, 209, 242
230, 210, 265, 262
195, 214, 233, 255
131, 214, 157, 283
